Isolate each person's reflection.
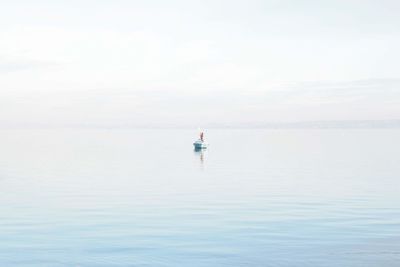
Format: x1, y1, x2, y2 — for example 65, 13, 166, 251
194, 147, 206, 167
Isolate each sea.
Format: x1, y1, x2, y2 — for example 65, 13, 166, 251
0, 129, 399, 267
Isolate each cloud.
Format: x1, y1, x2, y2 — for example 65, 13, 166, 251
0, 78, 399, 128
0, 57, 59, 73
0, 1, 399, 127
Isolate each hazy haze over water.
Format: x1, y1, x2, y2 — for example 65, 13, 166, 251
1, 1, 400, 128
1, 1, 400, 266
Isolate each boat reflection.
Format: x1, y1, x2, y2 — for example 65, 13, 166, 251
194, 147, 206, 167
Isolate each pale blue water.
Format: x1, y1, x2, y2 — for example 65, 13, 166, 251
0, 129, 399, 267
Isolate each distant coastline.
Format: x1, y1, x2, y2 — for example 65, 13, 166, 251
222, 120, 400, 129
1, 120, 400, 129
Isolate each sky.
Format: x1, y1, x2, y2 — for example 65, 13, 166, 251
0, 0, 399, 128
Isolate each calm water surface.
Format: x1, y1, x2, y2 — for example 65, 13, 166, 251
0, 129, 399, 266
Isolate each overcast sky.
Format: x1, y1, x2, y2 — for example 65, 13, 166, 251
1, 0, 399, 127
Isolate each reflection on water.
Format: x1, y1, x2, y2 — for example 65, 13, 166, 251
0, 129, 399, 267
194, 147, 206, 167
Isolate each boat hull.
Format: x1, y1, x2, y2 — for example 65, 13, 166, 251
193, 141, 208, 149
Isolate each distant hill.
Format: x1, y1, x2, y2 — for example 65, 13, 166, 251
224, 120, 400, 129
1, 120, 400, 129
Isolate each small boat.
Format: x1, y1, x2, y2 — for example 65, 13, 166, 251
193, 139, 208, 149
193, 131, 208, 149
